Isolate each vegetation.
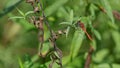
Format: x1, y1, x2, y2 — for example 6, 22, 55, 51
0, 0, 120, 68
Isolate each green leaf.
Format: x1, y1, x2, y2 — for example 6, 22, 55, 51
0, 0, 22, 17
70, 30, 84, 59
60, 22, 72, 25
18, 57, 24, 68
62, 55, 70, 65
89, 4, 98, 20
97, 63, 110, 68
16, 8, 25, 16
100, 0, 114, 23
112, 64, 120, 68
45, 0, 68, 16
25, 11, 34, 16
69, 10, 74, 24
57, 7, 69, 19
107, 21, 118, 30
5, 0, 22, 8
9, 16, 24, 20
65, 26, 70, 38
31, 55, 39, 63
90, 40, 97, 51
18, 19, 35, 31
93, 49, 109, 63
39, 42, 50, 54
94, 30, 102, 40
111, 30, 120, 52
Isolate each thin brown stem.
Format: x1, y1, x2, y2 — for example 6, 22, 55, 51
38, 0, 63, 68
78, 21, 94, 68
84, 46, 94, 68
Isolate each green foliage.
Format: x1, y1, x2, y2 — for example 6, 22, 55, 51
44, 0, 68, 16
0, 0, 120, 68
0, 0, 23, 17
100, 0, 115, 23
70, 30, 84, 60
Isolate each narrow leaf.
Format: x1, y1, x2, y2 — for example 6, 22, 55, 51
25, 11, 34, 16
94, 30, 102, 40
18, 57, 24, 68
0, 0, 22, 17
9, 16, 24, 20
60, 22, 72, 25
70, 30, 84, 59
111, 30, 120, 52
65, 26, 70, 38
69, 10, 74, 24
100, 0, 114, 23
16, 8, 25, 16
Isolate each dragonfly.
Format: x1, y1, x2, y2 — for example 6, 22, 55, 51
78, 21, 93, 41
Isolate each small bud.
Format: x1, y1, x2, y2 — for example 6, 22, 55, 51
26, 0, 34, 3
35, 21, 40, 28
34, 7, 40, 13
39, 17, 44, 21
26, 0, 35, 6
58, 30, 63, 35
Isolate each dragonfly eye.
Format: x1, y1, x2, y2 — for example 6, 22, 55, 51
77, 21, 84, 28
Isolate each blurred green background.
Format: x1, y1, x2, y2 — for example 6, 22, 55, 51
0, 0, 120, 68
